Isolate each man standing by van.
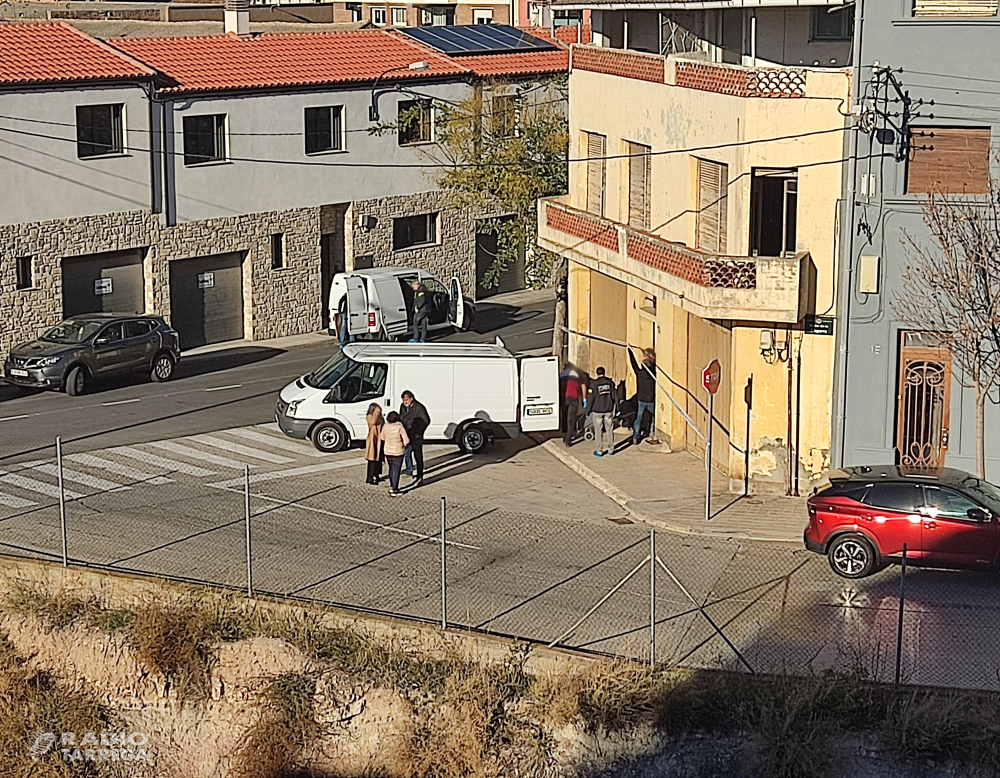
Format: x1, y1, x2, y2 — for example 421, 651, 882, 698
589, 366, 618, 457
400, 390, 430, 484
410, 280, 430, 343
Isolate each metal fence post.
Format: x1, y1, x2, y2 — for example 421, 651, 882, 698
649, 529, 656, 668
56, 436, 67, 567
895, 542, 907, 686
441, 496, 447, 630
244, 464, 253, 596
705, 393, 714, 521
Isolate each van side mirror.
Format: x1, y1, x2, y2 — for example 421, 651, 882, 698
324, 387, 341, 404
968, 507, 990, 523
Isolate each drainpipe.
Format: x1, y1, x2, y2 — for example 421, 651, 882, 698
750, 9, 757, 67
623, 11, 629, 49
786, 326, 793, 496
830, 0, 865, 468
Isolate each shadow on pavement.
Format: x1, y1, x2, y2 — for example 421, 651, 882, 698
466, 300, 548, 336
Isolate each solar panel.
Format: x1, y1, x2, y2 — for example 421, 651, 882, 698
401, 25, 558, 56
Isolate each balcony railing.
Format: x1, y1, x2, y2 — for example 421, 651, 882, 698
538, 196, 806, 324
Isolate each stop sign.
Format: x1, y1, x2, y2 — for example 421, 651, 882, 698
702, 359, 721, 395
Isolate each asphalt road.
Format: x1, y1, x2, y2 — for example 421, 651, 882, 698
0, 294, 555, 465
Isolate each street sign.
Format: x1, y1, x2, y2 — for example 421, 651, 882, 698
804, 315, 835, 336
702, 359, 721, 395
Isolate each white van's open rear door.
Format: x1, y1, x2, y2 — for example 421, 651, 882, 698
346, 276, 370, 335
519, 356, 559, 432
448, 277, 465, 330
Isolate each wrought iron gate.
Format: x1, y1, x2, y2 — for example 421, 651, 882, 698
896, 332, 951, 468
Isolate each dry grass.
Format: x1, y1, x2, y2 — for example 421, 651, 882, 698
3, 578, 101, 630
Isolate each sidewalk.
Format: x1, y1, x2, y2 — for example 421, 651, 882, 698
537, 429, 808, 543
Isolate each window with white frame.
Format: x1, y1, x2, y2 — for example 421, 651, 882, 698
473, 8, 493, 24
810, 6, 854, 40
304, 105, 344, 154
371, 6, 387, 25
183, 114, 227, 166
391, 6, 407, 25
76, 104, 125, 158
393, 213, 438, 250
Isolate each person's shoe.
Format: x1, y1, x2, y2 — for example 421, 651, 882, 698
632, 437, 640, 446
649, 438, 661, 445
411, 478, 422, 488
608, 449, 616, 456
593, 451, 604, 458
390, 490, 401, 497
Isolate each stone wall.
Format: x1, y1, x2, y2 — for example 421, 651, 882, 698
0, 207, 322, 360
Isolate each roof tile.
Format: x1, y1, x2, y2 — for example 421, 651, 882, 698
0, 21, 155, 86
457, 49, 569, 77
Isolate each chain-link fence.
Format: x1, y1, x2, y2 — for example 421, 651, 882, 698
2, 436, 1000, 692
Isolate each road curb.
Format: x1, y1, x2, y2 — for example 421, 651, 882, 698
537, 438, 801, 544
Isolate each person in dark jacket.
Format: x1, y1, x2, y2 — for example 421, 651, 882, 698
561, 364, 585, 447
632, 348, 659, 445
410, 280, 430, 343
589, 366, 618, 457
400, 390, 430, 483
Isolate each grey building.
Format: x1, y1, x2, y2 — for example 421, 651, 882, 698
832, 0, 1000, 477
0, 21, 567, 354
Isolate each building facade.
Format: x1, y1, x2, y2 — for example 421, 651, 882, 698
540, 42, 850, 492
832, 0, 1000, 479
0, 22, 566, 354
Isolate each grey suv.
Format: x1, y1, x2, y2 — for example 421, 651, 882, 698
3, 314, 181, 396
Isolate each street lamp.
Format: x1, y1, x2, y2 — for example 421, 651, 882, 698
369, 61, 430, 122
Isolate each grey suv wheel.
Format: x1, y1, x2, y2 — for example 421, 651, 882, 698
65, 365, 87, 397
828, 535, 878, 579
151, 353, 175, 382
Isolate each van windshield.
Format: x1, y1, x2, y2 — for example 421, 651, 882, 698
304, 352, 357, 389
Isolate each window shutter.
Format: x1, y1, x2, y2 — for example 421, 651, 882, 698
913, 0, 998, 16
696, 159, 728, 253
586, 132, 606, 216
628, 142, 651, 231
907, 127, 991, 194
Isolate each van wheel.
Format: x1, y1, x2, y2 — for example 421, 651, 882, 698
312, 420, 348, 453
457, 423, 488, 454
65, 366, 87, 397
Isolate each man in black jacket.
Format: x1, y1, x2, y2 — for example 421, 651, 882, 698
588, 366, 618, 457
631, 348, 659, 445
400, 390, 430, 483
410, 281, 430, 343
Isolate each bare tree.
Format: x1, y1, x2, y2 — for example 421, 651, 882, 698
895, 186, 1000, 476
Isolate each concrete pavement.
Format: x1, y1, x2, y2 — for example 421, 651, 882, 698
536, 428, 808, 543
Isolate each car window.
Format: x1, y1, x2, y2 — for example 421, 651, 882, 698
922, 487, 982, 521
125, 320, 153, 339
40, 319, 103, 344
95, 323, 124, 344
964, 478, 1000, 514
861, 483, 922, 513
336, 362, 388, 404
304, 351, 356, 389
830, 484, 868, 503
423, 277, 447, 294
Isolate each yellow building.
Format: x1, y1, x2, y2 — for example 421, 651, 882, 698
539, 46, 850, 494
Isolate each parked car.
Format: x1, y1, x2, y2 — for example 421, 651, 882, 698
3, 314, 180, 396
329, 267, 475, 341
804, 465, 1000, 579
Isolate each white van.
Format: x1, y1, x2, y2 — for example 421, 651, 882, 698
276, 342, 559, 453
329, 268, 476, 341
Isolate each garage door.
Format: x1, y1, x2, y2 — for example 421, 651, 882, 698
169, 252, 244, 349
62, 249, 146, 318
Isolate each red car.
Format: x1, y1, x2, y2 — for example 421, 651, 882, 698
805, 465, 1000, 578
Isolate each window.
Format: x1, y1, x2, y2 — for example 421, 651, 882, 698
371, 6, 387, 25
914, 0, 998, 17
271, 233, 285, 270
424, 276, 447, 294
183, 114, 227, 166
304, 106, 344, 154
346, 2, 361, 21
809, 6, 854, 40
95, 322, 125, 345
922, 487, 982, 521
15, 256, 33, 290
907, 127, 990, 194
584, 131, 606, 216
124, 320, 154, 339
391, 6, 407, 25
627, 141, 651, 231
750, 169, 797, 257
695, 158, 728, 253
492, 95, 518, 138
398, 99, 433, 145
393, 213, 438, 250
473, 7, 493, 24
553, 9, 582, 26
420, 6, 454, 25
333, 361, 388, 403
862, 483, 923, 513
76, 104, 124, 158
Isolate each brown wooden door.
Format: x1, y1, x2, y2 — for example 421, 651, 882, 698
896, 332, 952, 468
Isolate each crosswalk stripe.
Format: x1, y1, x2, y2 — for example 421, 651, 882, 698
0, 491, 37, 508
187, 434, 295, 464
208, 458, 365, 488
146, 440, 254, 470
32, 464, 128, 493
0, 471, 84, 499
109, 448, 216, 477
66, 453, 173, 485
225, 427, 326, 457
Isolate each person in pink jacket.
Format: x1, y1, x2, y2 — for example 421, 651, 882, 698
380, 411, 410, 496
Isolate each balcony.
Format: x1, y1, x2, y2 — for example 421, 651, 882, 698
538, 196, 807, 324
